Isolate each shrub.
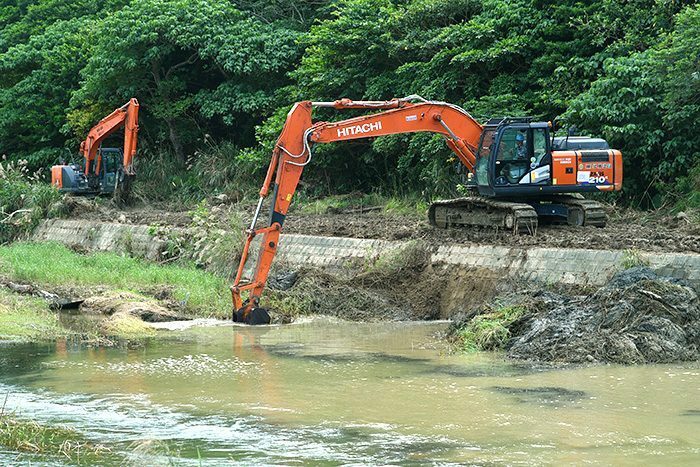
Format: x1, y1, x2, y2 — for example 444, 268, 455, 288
0, 159, 62, 243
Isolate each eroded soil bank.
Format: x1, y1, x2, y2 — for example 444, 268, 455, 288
448, 267, 700, 364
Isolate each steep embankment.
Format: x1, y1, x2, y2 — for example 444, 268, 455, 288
449, 268, 700, 364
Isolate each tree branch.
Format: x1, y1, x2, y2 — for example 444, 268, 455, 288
165, 52, 199, 80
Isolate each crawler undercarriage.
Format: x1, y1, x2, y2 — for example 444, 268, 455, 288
428, 194, 607, 233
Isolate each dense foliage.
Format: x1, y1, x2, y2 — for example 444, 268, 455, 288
0, 0, 698, 207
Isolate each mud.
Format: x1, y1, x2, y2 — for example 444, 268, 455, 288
450, 267, 700, 364
284, 210, 700, 253
80, 292, 184, 322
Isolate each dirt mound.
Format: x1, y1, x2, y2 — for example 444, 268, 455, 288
80, 292, 183, 322
460, 267, 700, 363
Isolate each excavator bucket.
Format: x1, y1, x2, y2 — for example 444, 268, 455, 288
233, 306, 271, 325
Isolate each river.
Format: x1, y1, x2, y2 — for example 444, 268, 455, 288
1, 318, 699, 465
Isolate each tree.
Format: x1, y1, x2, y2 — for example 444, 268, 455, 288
72, 0, 301, 164
567, 5, 700, 206
0, 18, 90, 169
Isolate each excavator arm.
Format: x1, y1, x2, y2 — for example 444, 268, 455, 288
231, 96, 483, 324
80, 98, 140, 178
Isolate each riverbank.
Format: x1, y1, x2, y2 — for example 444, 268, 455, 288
2, 239, 699, 364
0, 241, 231, 345
79, 195, 700, 254
448, 267, 700, 364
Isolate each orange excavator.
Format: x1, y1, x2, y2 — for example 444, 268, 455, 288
231, 95, 623, 324
51, 98, 139, 198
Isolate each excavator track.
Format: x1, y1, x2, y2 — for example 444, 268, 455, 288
428, 196, 539, 233
551, 195, 608, 227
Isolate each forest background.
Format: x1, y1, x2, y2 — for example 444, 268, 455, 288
1, 0, 698, 210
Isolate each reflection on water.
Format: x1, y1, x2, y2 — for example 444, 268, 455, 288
1, 318, 699, 465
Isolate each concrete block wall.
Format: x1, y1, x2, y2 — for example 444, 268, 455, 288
32, 219, 700, 288
32, 219, 168, 261
277, 235, 700, 288
275, 234, 395, 269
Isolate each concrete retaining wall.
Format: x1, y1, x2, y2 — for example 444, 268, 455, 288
277, 234, 700, 287
32, 219, 168, 261
32, 219, 700, 288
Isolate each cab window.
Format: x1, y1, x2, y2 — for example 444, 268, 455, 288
478, 129, 496, 159
475, 155, 489, 186
497, 128, 528, 161
533, 128, 547, 163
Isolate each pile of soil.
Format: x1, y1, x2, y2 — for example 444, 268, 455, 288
80, 292, 184, 322
452, 267, 700, 364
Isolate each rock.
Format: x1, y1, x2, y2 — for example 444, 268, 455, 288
117, 214, 127, 223
213, 193, 228, 204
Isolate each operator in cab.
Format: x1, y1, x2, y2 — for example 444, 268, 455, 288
514, 132, 527, 159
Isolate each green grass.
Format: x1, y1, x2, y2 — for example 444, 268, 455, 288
0, 242, 230, 318
0, 290, 67, 341
456, 305, 526, 352
621, 249, 650, 270
0, 412, 117, 464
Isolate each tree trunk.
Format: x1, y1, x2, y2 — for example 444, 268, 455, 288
166, 118, 186, 164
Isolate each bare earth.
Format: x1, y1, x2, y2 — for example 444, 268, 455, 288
80, 199, 700, 254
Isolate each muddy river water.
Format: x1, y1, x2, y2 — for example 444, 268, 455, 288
1, 319, 699, 465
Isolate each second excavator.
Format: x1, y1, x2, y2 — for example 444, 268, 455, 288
51, 98, 140, 199
231, 95, 623, 324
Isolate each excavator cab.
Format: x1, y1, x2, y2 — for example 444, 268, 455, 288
468, 117, 621, 226
474, 119, 620, 197
474, 119, 554, 196
95, 147, 124, 194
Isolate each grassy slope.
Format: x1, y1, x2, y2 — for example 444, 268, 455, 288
0, 242, 230, 318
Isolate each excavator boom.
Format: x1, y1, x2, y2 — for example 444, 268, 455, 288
231, 96, 484, 324
80, 98, 140, 177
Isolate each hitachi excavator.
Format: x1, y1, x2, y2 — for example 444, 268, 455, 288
231, 95, 623, 324
51, 98, 139, 198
